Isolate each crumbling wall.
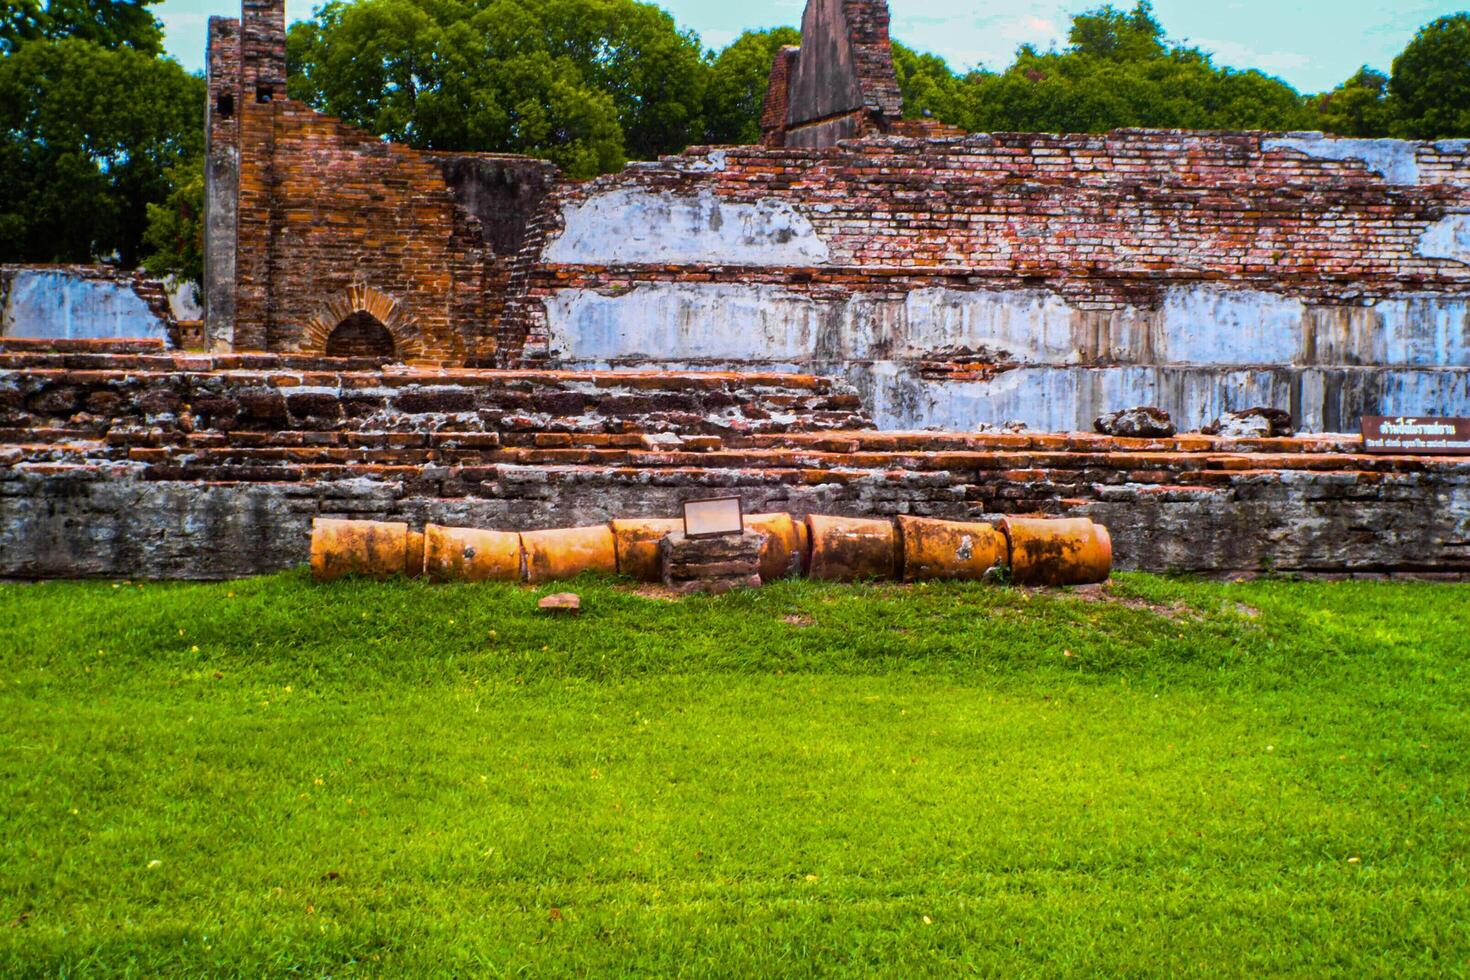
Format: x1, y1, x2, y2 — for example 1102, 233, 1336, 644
0, 266, 176, 344
513, 132, 1470, 431
205, 0, 556, 362
762, 0, 902, 148
233, 98, 553, 361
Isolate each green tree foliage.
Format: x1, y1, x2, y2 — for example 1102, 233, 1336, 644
141, 156, 204, 286
1389, 13, 1470, 139
1310, 67, 1395, 138
892, 41, 963, 122
702, 26, 799, 145
286, 0, 707, 176
935, 2, 1313, 135
1, 0, 163, 55
0, 37, 203, 266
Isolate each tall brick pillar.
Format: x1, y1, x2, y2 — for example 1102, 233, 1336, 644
229, 0, 287, 351
239, 0, 286, 101
203, 16, 240, 351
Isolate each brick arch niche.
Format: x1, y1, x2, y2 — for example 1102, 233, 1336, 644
302, 285, 423, 360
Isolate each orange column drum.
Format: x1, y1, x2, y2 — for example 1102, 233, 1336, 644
805, 515, 899, 581
422, 523, 524, 582
609, 518, 684, 582
897, 515, 1008, 582
309, 518, 412, 581
745, 512, 807, 580
520, 525, 619, 584
999, 516, 1112, 586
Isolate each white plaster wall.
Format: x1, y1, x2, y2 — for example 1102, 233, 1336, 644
885, 288, 1084, 363
1263, 133, 1421, 185
546, 284, 833, 362
1158, 287, 1304, 365
855, 364, 1296, 432
1417, 214, 1470, 265
1, 269, 168, 341
545, 188, 831, 266
1308, 298, 1470, 367
165, 276, 203, 321
541, 280, 1470, 431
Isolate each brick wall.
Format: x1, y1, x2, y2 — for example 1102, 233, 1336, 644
207, 0, 555, 363
514, 132, 1470, 430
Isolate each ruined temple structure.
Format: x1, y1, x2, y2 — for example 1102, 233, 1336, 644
4, 0, 1470, 580
198, 0, 1470, 432
202, 0, 556, 364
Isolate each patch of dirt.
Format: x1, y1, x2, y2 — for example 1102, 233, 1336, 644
1063, 582, 1258, 621
782, 613, 814, 627
617, 583, 684, 602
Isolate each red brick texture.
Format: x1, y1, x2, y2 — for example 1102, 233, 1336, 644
209, 0, 555, 363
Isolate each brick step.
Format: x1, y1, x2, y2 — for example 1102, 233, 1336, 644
0, 337, 166, 354
0, 359, 848, 394
742, 429, 1364, 455
8, 444, 1456, 482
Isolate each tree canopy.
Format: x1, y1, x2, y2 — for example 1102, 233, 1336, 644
702, 26, 799, 146
286, 0, 710, 177
0, 36, 202, 266
1, 0, 163, 55
1389, 13, 1470, 139
887, 2, 1316, 135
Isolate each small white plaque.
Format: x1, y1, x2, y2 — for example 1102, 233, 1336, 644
682, 497, 744, 538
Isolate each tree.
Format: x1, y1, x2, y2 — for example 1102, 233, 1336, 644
1311, 67, 1395, 137
142, 156, 204, 286
1067, 0, 1165, 61
287, 0, 708, 175
892, 41, 963, 122
1389, 13, 1470, 138
702, 26, 799, 145
0, 38, 203, 266
943, 2, 1312, 135
530, 0, 707, 160
1, 0, 163, 55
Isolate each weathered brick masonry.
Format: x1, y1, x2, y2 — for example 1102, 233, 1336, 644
4, 339, 1468, 579
205, 0, 555, 363
199, 0, 1470, 434
519, 131, 1470, 430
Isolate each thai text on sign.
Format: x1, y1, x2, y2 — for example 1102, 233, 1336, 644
1361, 416, 1470, 455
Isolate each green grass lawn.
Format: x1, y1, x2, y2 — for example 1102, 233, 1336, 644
2, 571, 1468, 977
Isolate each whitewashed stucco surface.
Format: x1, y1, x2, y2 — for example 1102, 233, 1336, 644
545, 189, 831, 266
1263, 133, 1422, 184
1, 269, 168, 341
543, 280, 1470, 431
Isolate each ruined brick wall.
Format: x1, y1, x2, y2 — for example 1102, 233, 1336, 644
1, 265, 178, 345
5, 340, 1469, 579
207, 0, 555, 363
763, 0, 902, 148
233, 99, 541, 361
515, 132, 1470, 431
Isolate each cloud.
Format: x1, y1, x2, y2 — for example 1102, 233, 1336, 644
896, 4, 1069, 73
1192, 36, 1312, 79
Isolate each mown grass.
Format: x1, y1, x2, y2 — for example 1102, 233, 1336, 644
1, 571, 1468, 976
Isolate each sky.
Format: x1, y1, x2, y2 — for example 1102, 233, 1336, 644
156, 0, 1464, 94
